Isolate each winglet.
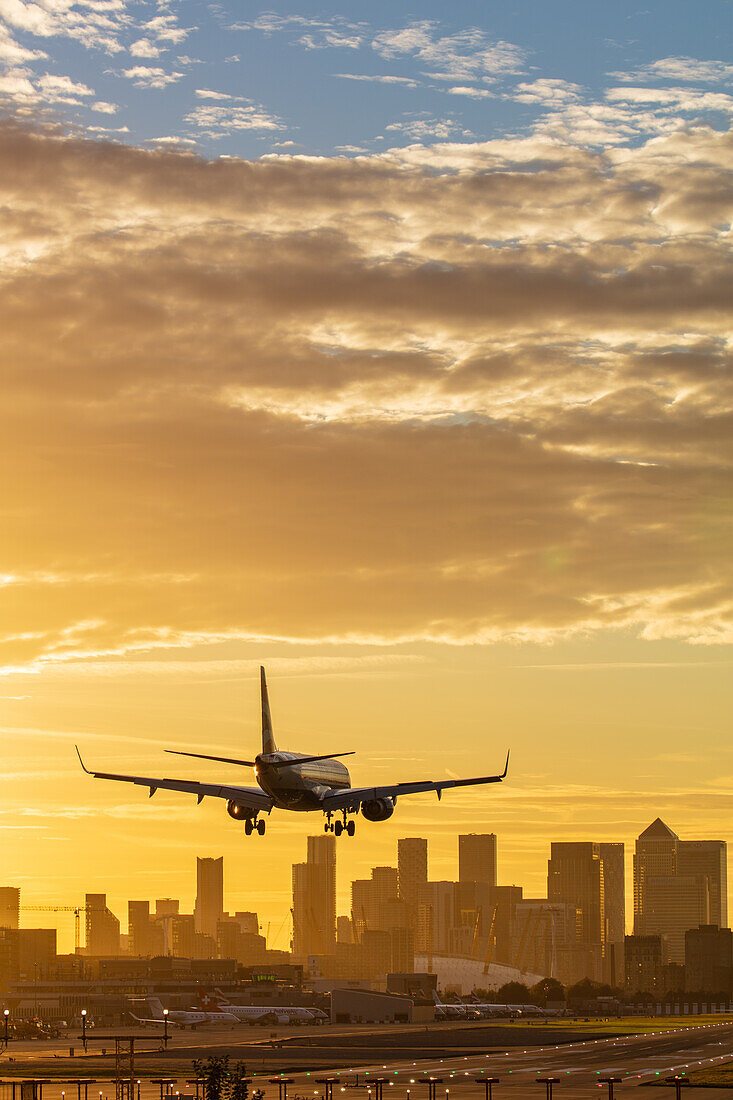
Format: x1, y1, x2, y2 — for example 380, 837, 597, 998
75, 745, 92, 775
501, 749, 510, 779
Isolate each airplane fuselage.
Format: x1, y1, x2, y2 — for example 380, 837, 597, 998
255, 751, 350, 811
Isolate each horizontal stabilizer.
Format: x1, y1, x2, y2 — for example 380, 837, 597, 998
266, 752, 355, 769
165, 749, 257, 767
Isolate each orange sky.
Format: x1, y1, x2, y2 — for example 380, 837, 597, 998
1, 121, 731, 952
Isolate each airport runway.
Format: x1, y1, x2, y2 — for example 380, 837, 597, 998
3, 1020, 733, 1100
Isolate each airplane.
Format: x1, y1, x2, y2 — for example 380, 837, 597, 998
199, 989, 327, 1025
128, 996, 240, 1029
76, 666, 509, 837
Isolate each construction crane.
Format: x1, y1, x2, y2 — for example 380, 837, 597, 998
482, 905, 499, 975
19, 906, 105, 952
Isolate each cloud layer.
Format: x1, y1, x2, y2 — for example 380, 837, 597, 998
1, 120, 732, 674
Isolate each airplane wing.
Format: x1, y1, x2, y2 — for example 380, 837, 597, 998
76, 747, 274, 811
320, 751, 509, 811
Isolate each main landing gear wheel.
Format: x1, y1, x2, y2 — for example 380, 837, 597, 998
346, 821, 355, 837
334, 820, 343, 836
244, 820, 253, 836
257, 819, 266, 835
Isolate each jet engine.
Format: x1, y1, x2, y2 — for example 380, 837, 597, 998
227, 800, 250, 820
361, 797, 395, 822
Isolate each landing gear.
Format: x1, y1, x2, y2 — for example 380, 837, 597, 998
244, 814, 266, 836
323, 810, 356, 836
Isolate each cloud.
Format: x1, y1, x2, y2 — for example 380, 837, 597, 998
0, 120, 731, 670
0, 0, 129, 54
510, 78, 583, 105
447, 86, 494, 100
92, 100, 117, 114
611, 56, 733, 84
121, 65, 183, 89
195, 88, 233, 100
129, 38, 160, 58
385, 115, 474, 140
372, 21, 526, 82
0, 24, 47, 63
335, 73, 419, 88
233, 13, 365, 51
184, 103, 285, 136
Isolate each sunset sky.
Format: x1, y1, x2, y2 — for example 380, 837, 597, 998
0, 0, 731, 953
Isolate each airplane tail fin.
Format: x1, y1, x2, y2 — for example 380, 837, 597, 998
261, 666, 277, 755
146, 996, 165, 1019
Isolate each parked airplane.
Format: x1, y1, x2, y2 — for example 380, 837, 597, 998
199, 989, 327, 1025
128, 996, 240, 1029
77, 667, 508, 837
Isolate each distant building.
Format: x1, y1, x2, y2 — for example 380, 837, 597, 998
625, 933, 668, 994
0, 887, 20, 929
216, 919, 266, 964
599, 842, 626, 984
194, 857, 224, 940
337, 915, 354, 944
633, 819, 724, 964
17, 928, 56, 978
685, 925, 733, 996
459, 834, 497, 888
292, 834, 336, 957
128, 900, 164, 957
514, 897, 582, 983
547, 842, 604, 981
85, 893, 120, 956
398, 838, 428, 921
416, 881, 455, 955
351, 866, 399, 939
155, 899, 179, 917
486, 884, 524, 966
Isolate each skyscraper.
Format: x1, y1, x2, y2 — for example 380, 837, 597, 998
398, 838, 428, 909
599, 842, 626, 984
679, 841, 728, 928
547, 842, 604, 981
459, 834, 497, 887
351, 866, 401, 940
194, 857, 224, 940
633, 819, 723, 964
85, 893, 120, 955
292, 834, 336, 957
0, 887, 20, 929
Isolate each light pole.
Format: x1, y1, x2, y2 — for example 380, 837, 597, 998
666, 1076, 690, 1100
81, 1009, 87, 1052
3, 1008, 9, 1048
599, 1078, 622, 1100
474, 1078, 499, 1100
537, 1078, 560, 1100
163, 1009, 169, 1047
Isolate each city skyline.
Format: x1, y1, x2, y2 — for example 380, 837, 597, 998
5, 819, 727, 959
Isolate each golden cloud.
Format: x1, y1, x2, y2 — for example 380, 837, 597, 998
1, 120, 732, 669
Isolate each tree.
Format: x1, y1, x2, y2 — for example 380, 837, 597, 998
193, 1056, 262, 1100
531, 978, 565, 1007
566, 978, 614, 1005
193, 1057, 230, 1100
497, 982, 531, 1004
